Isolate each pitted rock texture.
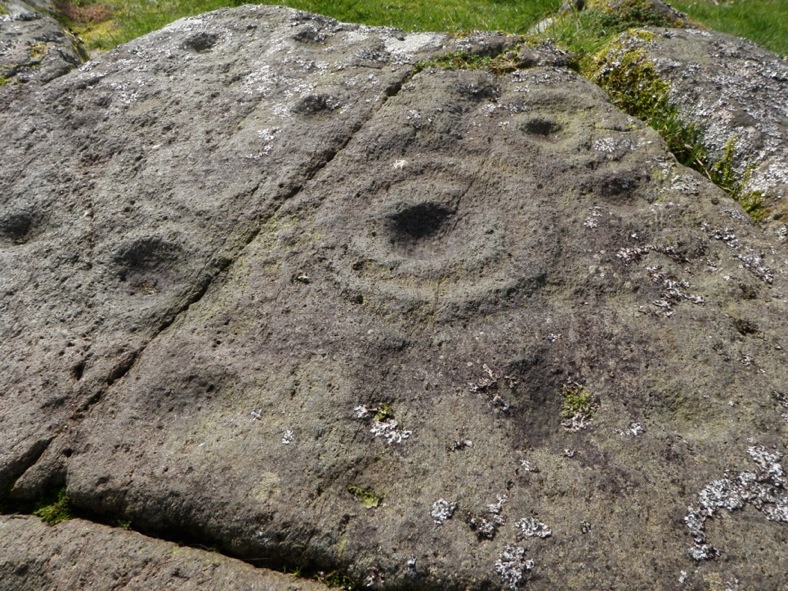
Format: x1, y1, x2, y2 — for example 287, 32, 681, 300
611, 26, 788, 234
0, 0, 87, 85
0, 515, 331, 591
1, 5, 787, 591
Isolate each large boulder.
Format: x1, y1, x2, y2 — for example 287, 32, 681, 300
1, 5, 786, 591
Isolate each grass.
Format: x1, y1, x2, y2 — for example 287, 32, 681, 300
534, 0, 686, 57
54, 0, 561, 50
48, 1, 786, 56
668, 0, 787, 56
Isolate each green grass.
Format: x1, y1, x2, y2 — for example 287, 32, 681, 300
60, 0, 561, 50
53, 0, 786, 56
534, 0, 686, 57
668, 0, 787, 55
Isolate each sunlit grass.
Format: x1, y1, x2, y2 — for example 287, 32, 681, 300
55, 0, 786, 56
668, 0, 786, 55
63, 0, 561, 50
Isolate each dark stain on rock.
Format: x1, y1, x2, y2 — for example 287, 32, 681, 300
293, 94, 341, 115
586, 169, 649, 201
388, 202, 454, 242
182, 32, 219, 53
113, 236, 185, 294
0, 210, 41, 245
292, 27, 329, 44
520, 117, 562, 137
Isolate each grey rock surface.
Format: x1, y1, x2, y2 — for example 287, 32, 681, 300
1, 5, 787, 591
614, 26, 788, 234
0, 0, 87, 85
0, 515, 331, 591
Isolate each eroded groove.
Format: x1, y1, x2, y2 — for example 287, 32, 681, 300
0, 438, 53, 503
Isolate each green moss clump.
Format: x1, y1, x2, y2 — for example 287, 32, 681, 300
33, 489, 72, 526
373, 403, 394, 422
709, 138, 769, 222
586, 0, 686, 29
347, 484, 382, 509
560, 384, 598, 419
29, 42, 49, 60
415, 48, 521, 75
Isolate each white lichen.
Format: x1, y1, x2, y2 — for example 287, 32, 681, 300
431, 499, 458, 525
685, 444, 788, 560
369, 418, 412, 444
735, 252, 774, 284
406, 558, 417, 577
645, 265, 705, 316
616, 243, 685, 265
353, 405, 412, 444
494, 545, 534, 590
470, 494, 508, 540
584, 207, 602, 229
519, 458, 539, 472
363, 566, 384, 588
627, 422, 644, 436
515, 517, 552, 540
469, 364, 517, 412
700, 223, 775, 284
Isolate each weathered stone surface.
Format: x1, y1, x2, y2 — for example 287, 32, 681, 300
0, 0, 87, 85
0, 5, 456, 500
0, 515, 330, 591
1, 5, 787, 591
610, 26, 788, 235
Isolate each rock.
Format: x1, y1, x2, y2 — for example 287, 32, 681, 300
1, 5, 786, 591
0, 0, 87, 85
597, 27, 788, 234
0, 515, 331, 591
